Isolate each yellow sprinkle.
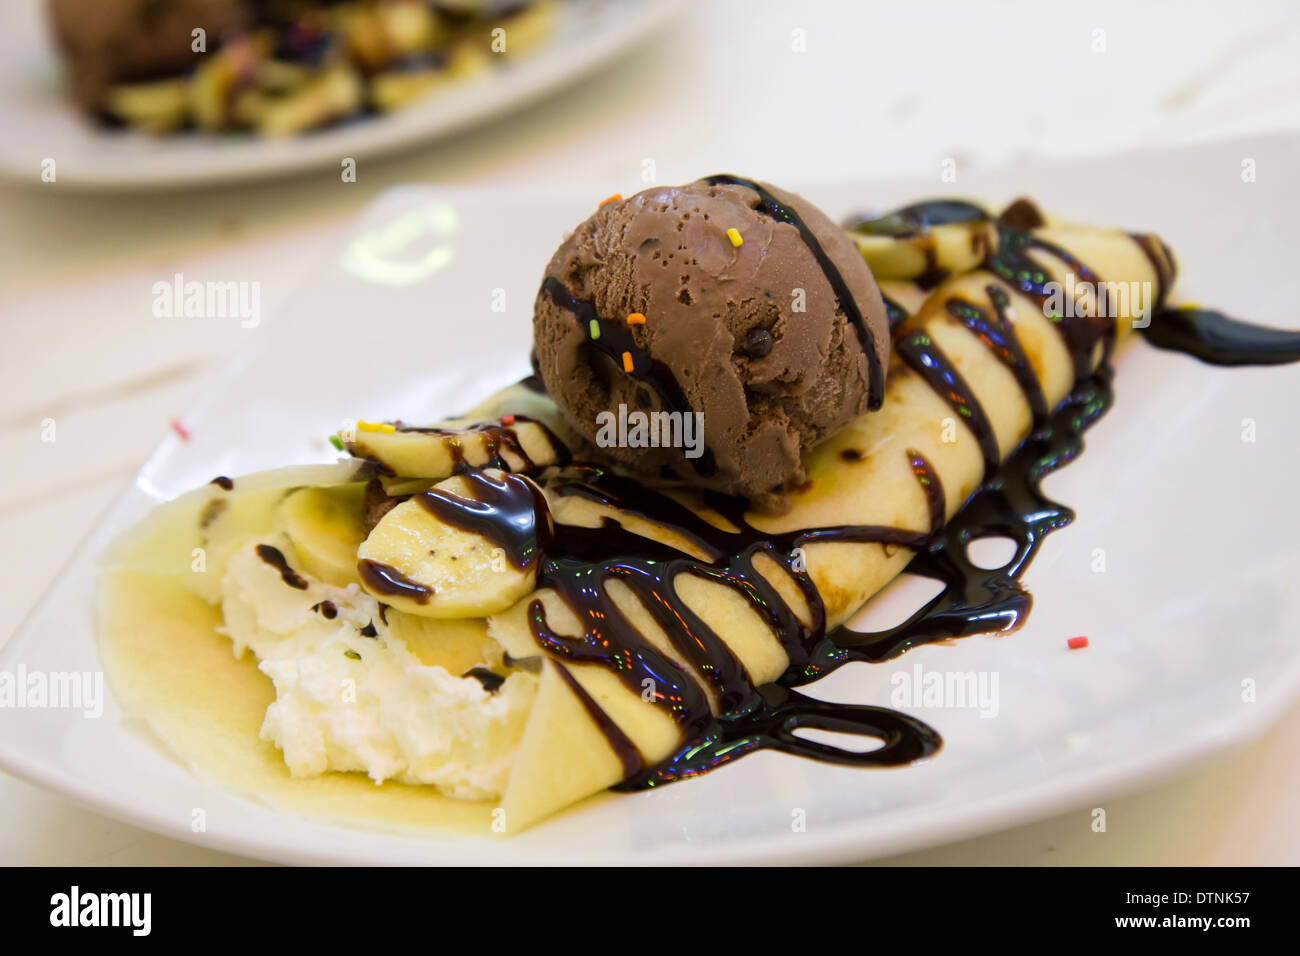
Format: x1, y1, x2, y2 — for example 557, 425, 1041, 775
626, 312, 647, 325
357, 420, 381, 433
726, 227, 743, 248
380, 423, 396, 434
1178, 301, 1203, 311
622, 351, 634, 373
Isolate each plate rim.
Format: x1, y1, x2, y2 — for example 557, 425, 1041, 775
0, 646, 1293, 865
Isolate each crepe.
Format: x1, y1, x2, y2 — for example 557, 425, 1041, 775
96, 207, 1172, 832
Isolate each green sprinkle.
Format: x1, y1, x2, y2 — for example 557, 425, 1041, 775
329, 434, 344, 451
589, 319, 601, 339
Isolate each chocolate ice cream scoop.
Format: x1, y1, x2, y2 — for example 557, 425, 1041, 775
532, 176, 890, 512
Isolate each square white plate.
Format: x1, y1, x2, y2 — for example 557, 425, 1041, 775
3, 136, 1299, 864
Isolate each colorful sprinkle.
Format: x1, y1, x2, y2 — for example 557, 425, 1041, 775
1067, 636, 1089, 650
726, 227, 743, 247
622, 351, 634, 373
329, 434, 344, 451
1178, 301, 1203, 311
599, 193, 622, 207
501, 415, 516, 426
627, 312, 647, 325
170, 419, 190, 441
357, 420, 397, 434
589, 318, 601, 339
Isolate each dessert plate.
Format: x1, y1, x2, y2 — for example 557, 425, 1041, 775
0, 0, 684, 190
3, 138, 1299, 864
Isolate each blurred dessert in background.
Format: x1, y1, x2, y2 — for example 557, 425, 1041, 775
47, 0, 557, 136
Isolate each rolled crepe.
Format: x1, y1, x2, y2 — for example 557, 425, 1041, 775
96, 210, 1174, 833
488, 216, 1173, 829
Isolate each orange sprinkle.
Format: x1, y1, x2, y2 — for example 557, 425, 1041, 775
626, 312, 647, 325
622, 352, 634, 373
599, 193, 622, 207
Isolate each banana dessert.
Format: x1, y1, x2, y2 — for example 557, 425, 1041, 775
97, 176, 1300, 832
48, 0, 557, 136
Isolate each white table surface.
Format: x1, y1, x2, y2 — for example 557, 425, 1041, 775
2, 0, 1299, 865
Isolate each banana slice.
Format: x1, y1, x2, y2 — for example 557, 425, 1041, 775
279, 484, 368, 588
378, 476, 434, 497
371, 69, 451, 113
878, 278, 933, 326
848, 201, 995, 280
346, 418, 563, 479
384, 610, 504, 675
357, 471, 549, 618
258, 65, 363, 137
106, 79, 189, 134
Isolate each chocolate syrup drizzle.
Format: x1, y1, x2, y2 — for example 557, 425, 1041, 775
882, 295, 908, 330
529, 460, 951, 785
414, 470, 552, 572
704, 174, 887, 410
355, 418, 569, 600
1144, 307, 1300, 365
257, 544, 308, 590
541, 276, 717, 479
362, 198, 1300, 792
358, 557, 432, 604
849, 199, 991, 237
521, 193, 1141, 783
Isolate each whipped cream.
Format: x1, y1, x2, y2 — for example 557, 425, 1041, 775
219, 538, 535, 800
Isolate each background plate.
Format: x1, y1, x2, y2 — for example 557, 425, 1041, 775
1, 138, 1298, 864
0, 0, 684, 190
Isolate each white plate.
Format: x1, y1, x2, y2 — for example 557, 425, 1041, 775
3, 138, 1300, 865
0, 0, 683, 190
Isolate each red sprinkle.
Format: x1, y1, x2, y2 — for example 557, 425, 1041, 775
171, 419, 191, 441
1067, 636, 1089, 650
501, 415, 516, 426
